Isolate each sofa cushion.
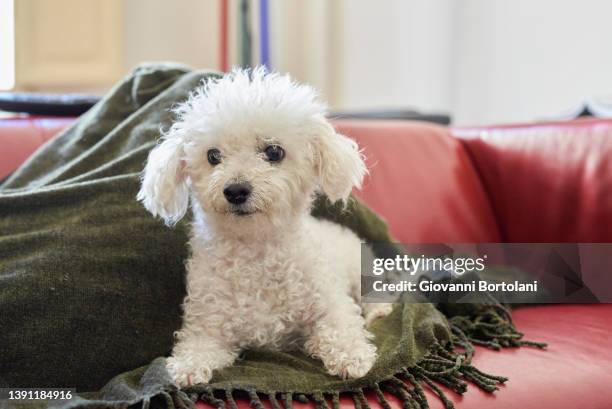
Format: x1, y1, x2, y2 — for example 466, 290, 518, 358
0, 117, 73, 180
453, 119, 612, 242
334, 120, 501, 243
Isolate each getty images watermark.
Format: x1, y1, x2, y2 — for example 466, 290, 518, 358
361, 243, 612, 303
370, 253, 538, 294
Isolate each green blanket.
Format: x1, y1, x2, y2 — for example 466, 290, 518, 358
0, 64, 541, 409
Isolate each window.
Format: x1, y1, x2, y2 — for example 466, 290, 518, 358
0, 0, 15, 90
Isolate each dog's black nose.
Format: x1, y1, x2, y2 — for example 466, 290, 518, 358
223, 182, 252, 205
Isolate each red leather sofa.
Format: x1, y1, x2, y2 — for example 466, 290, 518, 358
1, 116, 612, 409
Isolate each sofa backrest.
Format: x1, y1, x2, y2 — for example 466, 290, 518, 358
333, 120, 501, 243
453, 118, 612, 242
0, 117, 73, 180
3, 116, 611, 244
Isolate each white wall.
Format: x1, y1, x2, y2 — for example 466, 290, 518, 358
7, 0, 611, 124
124, 0, 219, 73
452, 0, 612, 125
121, 0, 612, 126
272, 0, 612, 125
268, 0, 331, 100
270, 0, 454, 113
328, 0, 454, 113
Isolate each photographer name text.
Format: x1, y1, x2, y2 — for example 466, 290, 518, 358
372, 279, 539, 293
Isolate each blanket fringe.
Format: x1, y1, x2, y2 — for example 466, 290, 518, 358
150, 388, 197, 409
198, 386, 225, 409
448, 304, 547, 350
184, 305, 546, 409
188, 345, 536, 409
268, 391, 284, 409
192, 337, 534, 409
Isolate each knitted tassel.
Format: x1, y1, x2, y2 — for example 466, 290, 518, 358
268, 391, 283, 409
248, 390, 265, 409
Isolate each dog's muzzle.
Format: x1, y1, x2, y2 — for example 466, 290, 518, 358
223, 182, 252, 205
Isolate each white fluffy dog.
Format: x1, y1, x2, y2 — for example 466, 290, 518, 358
138, 68, 392, 387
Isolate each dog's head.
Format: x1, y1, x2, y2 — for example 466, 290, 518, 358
137, 68, 366, 234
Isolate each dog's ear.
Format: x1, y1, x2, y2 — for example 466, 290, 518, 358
313, 121, 367, 203
137, 133, 189, 226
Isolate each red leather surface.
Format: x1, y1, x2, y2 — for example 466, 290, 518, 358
334, 120, 501, 243
0, 117, 73, 180
196, 304, 612, 409
0, 118, 503, 244
423, 304, 612, 408
453, 118, 612, 242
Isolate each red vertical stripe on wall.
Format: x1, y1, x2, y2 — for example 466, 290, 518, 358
219, 0, 229, 72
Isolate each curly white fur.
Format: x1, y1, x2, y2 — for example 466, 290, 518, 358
137, 67, 392, 387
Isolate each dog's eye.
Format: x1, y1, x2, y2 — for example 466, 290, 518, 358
264, 145, 285, 163
207, 148, 222, 166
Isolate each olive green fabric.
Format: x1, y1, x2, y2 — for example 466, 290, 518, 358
0, 65, 534, 409
0, 64, 202, 392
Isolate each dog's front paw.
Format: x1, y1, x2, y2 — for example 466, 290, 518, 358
166, 356, 212, 387
324, 343, 377, 379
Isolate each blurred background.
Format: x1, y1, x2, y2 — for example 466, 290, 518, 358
1, 0, 612, 126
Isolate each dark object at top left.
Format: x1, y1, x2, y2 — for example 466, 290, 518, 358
0, 92, 101, 116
